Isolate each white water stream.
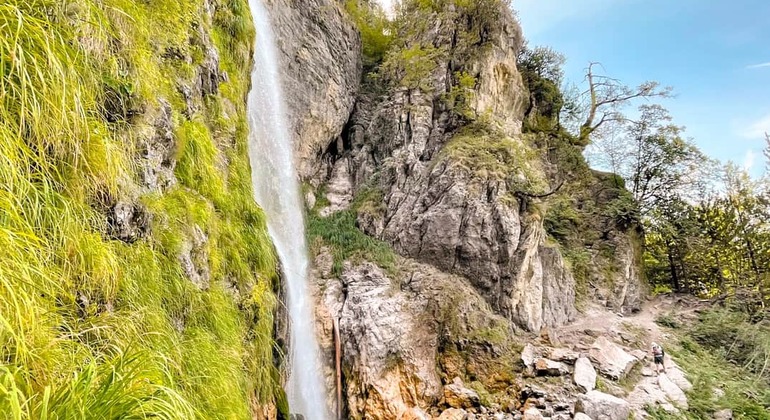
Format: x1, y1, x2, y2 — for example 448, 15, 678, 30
246, 1, 330, 418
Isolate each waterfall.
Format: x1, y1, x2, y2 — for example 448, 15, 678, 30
246, 1, 330, 419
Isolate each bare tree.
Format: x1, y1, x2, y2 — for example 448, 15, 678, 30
575, 63, 672, 146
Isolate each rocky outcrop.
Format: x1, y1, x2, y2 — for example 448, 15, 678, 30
264, 0, 362, 179
313, 250, 520, 419
311, 0, 579, 333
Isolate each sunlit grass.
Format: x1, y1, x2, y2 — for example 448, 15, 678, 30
0, 0, 282, 418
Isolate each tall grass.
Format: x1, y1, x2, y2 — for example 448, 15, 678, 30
0, 0, 282, 418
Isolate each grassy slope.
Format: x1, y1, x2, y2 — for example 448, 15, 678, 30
0, 0, 283, 418
650, 308, 770, 419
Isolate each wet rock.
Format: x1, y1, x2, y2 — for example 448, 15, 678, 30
588, 337, 637, 380
318, 158, 353, 216
179, 225, 210, 290
138, 99, 176, 191
444, 378, 481, 409
534, 358, 569, 376
575, 391, 631, 420
265, 0, 362, 180
573, 357, 597, 393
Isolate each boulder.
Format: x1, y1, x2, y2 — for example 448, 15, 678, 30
665, 366, 693, 392
444, 378, 481, 409
573, 357, 597, 392
627, 377, 677, 414
438, 408, 468, 420
547, 348, 580, 364
574, 414, 593, 420
521, 343, 537, 369
630, 349, 648, 361
658, 373, 688, 409
713, 409, 733, 420
522, 407, 543, 420
403, 407, 431, 420
534, 358, 569, 376
575, 391, 631, 420
588, 337, 637, 380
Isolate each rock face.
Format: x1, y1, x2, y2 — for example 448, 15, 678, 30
264, 0, 362, 179
575, 391, 631, 420
287, 0, 647, 417
312, 0, 579, 334
573, 357, 597, 393
314, 253, 519, 420
588, 337, 638, 380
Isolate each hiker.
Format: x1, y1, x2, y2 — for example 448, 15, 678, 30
651, 342, 666, 374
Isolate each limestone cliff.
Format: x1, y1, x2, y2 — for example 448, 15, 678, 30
272, 0, 646, 417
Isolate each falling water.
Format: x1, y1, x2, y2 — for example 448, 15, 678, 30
246, 1, 330, 419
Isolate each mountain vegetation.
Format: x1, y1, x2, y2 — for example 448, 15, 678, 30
0, 0, 284, 418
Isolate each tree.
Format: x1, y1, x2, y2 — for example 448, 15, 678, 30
593, 104, 708, 216
573, 63, 672, 146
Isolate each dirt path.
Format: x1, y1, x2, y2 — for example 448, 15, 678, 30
555, 295, 700, 352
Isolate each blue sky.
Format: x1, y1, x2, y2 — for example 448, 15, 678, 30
514, 0, 770, 173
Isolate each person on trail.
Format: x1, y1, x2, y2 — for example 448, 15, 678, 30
651, 342, 666, 374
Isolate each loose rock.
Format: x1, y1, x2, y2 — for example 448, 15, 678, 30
444, 378, 481, 409
575, 390, 631, 420
534, 358, 569, 376
573, 357, 597, 392
588, 337, 637, 380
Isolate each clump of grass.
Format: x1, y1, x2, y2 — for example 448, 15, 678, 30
307, 210, 397, 276
655, 312, 681, 329
441, 125, 548, 194
0, 0, 283, 418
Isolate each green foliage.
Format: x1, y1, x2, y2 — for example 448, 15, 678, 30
381, 43, 444, 91
655, 313, 681, 329
344, 0, 394, 68
444, 71, 478, 120
0, 0, 282, 418
307, 210, 397, 276
544, 197, 582, 240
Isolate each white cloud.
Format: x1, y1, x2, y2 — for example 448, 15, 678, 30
743, 149, 756, 171
742, 113, 770, 139
746, 62, 770, 69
